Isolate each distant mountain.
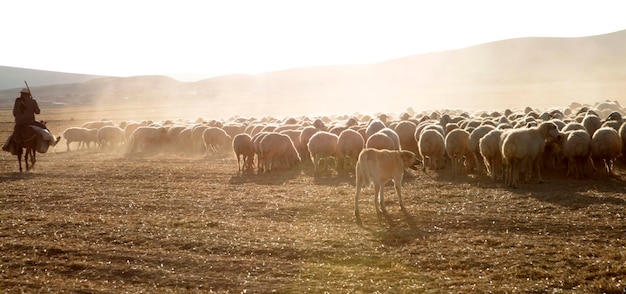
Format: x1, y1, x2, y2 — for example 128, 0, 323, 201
0, 66, 107, 91
1, 29, 625, 118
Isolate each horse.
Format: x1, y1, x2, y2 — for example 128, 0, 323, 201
12, 124, 40, 172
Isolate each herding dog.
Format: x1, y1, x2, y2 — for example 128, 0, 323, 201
354, 148, 419, 221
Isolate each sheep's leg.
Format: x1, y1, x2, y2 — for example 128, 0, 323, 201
377, 183, 386, 213
510, 160, 518, 188
236, 154, 242, 171
535, 159, 543, 183
355, 174, 363, 221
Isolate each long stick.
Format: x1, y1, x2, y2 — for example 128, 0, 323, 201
24, 81, 33, 98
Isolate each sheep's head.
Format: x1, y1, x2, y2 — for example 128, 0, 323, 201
606, 111, 622, 122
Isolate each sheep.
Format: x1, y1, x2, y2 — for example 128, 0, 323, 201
561, 122, 586, 133
299, 126, 321, 163
582, 111, 602, 137
97, 126, 125, 150
337, 128, 365, 172
377, 128, 401, 150
500, 122, 560, 188
393, 120, 418, 155
307, 131, 339, 175
445, 128, 472, 174
468, 124, 496, 174
176, 128, 193, 154
561, 130, 594, 179
258, 133, 301, 173
222, 123, 246, 138
81, 120, 114, 130
479, 129, 504, 181
601, 111, 623, 131
365, 119, 386, 140
62, 127, 99, 151
190, 125, 209, 153
365, 132, 396, 150
232, 133, 255, 171
203, 127, 232, 155
164, 125, 188, 152
280, 129, 303, 158
124, 121, 151, 142
125, 126, 167, 154
252, 132, 271, 172
418, 129, 446, 172
591, 127, 622, 175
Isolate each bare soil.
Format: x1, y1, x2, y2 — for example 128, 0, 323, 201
1, 107, 625, 293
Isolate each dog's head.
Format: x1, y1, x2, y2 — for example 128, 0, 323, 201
400, 150, 419, 170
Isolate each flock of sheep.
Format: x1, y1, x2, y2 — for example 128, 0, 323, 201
59, 100, 626, 188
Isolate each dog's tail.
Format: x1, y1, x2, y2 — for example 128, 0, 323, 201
355, 153, 374, 188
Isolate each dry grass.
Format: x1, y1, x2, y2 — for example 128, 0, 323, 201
1, 107, 625, 293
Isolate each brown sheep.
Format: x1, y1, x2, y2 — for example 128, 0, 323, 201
259, 133, 301, 173
203, 127, 232, 155
232, 133, 255, 171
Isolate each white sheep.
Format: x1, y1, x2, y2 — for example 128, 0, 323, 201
561, 122, 586, 133
307, 131, 339, 175
468, 124, 496, 174
445, 128, 472, 174
62, 127, 99, 151
377, 128, 401, 150
479, 129, 504, 181
500, 122, 560, 188
222, 123, 247, 138
337, 128, 365, 172
582, 111, 602, 137
232, 133, 255, 171
252, 132, 271, 172
190, 125, 209, 153
591, 127, 622, 175
561, 130, 594, 179
365, 119, 386, 140
280, 129, 303, 159
81, 120, 114, 130
393, 120, 418, 155
418, 128, 446, 171
125, 126, 167, 154
299, 126, 321, 163
97, 126, 125, 150
365, 132, 396, 150
124, 121, 151, 142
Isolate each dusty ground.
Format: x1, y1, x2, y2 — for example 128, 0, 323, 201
1, 107, 625, 293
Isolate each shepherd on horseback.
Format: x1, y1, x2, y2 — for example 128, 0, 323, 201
2, 86, 61, 171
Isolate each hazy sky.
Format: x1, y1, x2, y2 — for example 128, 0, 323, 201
2, 0, 625, 80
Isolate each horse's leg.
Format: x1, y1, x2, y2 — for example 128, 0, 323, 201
25, 147, 31, 171
17, 147, 23, 172
30, 147, 36, 169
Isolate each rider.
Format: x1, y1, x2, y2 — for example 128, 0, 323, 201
2, 88, 60, 152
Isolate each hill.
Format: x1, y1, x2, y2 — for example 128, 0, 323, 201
0, 66, 106, 91
1, 29, 625, 118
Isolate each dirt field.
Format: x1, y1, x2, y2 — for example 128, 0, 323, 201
1, 106, 625, 293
